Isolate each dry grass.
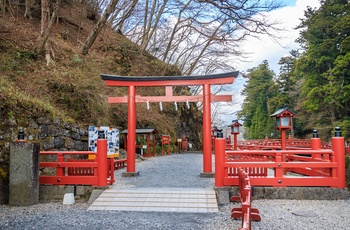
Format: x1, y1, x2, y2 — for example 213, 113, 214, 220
0, 3, 183, 137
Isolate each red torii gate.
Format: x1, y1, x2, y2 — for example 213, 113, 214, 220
101, 72, 239, 177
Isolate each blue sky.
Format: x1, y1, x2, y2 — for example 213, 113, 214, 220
283, 0, 297, 7
216, 0, 321, 126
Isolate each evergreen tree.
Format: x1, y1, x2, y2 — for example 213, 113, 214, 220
238, 60, 277, 139
294, 0, 350, 139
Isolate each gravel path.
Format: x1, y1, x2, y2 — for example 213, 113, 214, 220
1, 153, 349, 230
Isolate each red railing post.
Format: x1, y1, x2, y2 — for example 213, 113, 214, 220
57, 153, 64, 177
107, 158, 115, 184
332, 127, 346, 188
274, 151, 284, 182
215, 132, 226, 187
97, 139, 108, 186
311, 130, 321, 159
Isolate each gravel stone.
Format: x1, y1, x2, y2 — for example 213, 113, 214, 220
1, 153, 349, 229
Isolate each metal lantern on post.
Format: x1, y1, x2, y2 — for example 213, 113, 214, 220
229, 120, 242, 150
270, 107, 296, 150
211, 126, 218, 149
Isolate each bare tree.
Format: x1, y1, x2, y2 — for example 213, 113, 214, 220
121, 0, 282, 75
160, 0, 192, 62
40, 0, 49, 35
80, 0, 120, 55
24, 0, 33, 18
111, 0, 139, 34
0, 0, 5, 16
36, 0, 61, 66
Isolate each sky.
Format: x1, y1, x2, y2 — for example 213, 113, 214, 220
216, 0, 321, 126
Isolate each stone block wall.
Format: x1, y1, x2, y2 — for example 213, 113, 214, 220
0, 115, 89, 204
39, 185, 94, 202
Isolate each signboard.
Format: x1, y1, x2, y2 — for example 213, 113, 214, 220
88, 126, 119, 158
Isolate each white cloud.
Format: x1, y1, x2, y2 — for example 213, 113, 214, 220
232, 0, 320, 74
217, 0, 321, 126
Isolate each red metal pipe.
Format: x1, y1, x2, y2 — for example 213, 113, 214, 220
97, 139, 107, 186
203, 83, 212, 173
127, 85, 136, 172
332, 136, 346, 188
215, 137, 226, 187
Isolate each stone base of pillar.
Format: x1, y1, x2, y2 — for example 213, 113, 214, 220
200, 172, 215, 178
122, 172, 140, 177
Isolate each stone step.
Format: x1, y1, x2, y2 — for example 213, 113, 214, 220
88, 188, 219, 213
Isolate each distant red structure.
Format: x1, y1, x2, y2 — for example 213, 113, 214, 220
161, 135, 170, 155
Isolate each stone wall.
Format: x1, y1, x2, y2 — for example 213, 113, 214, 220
39, 185, 94, 202
0, 115, 89, 204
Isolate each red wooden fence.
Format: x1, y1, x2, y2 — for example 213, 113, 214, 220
230, 168, 261, 230
215, 135, 346, 188
39, 139, 114, 186
229, 137, 332, 151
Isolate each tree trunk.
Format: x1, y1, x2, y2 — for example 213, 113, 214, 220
40, 0, 49, 35
24, 0, 32, 18
80, 0, 120, 55
140, 0, 150, 52
1, 0, 5, 16
141, 0, 168, 53
36, 0, 60, 56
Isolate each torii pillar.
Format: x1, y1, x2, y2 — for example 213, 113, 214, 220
201, 83, 213, 177
101, 72, 239, 177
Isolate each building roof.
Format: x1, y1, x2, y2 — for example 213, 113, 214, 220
121, 128, 158, 134
270, 107, 296, 117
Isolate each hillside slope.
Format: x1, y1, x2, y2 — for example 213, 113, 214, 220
0, 2, 203, 138
0, 0, 205, 193
0, 2, 205, 203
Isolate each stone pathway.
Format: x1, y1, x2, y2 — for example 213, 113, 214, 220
88, 187, 219, 213
88, 153, 219, 213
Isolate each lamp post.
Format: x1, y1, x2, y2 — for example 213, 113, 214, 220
270, 107, 296, 150
229, 120, 242, 150
211, 126, 218, 149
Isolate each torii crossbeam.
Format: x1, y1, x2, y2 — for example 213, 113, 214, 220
101, 71, 239, 177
